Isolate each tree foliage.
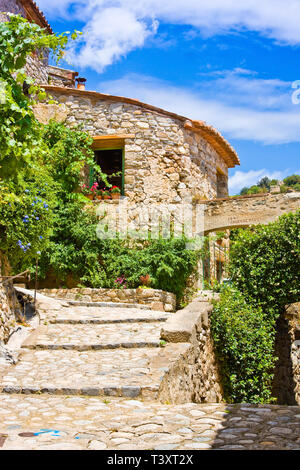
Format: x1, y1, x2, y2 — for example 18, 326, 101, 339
0, 14, 78, 179
230, 210, 300, 315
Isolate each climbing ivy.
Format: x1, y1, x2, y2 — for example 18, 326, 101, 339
0, 14, 79, 179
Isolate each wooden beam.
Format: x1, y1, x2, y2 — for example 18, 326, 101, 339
91, 134, 135, 149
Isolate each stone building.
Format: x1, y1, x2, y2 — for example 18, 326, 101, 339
1, 0, 241, 285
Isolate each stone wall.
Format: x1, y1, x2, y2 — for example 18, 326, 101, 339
277, 303, 300, 405
0, 283, 16, 344
24, 53, 48, 85
35, 89, 229, 204
37, 287, 176, 312
0, 0, 24, 21
159, 299, 223, 403
202, 192, 300, 233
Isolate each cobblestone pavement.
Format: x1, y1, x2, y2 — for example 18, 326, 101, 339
0, 395, 299, 450
22, 322, 164, 350
0, 301, 299, 450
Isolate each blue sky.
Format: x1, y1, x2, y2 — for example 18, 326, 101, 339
36, 0, 300, 194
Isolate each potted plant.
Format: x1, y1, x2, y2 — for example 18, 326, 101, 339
96, 189, 103, 200
90, 182, 99, 198
110, 186, 121, 200
81, 183, 94, 200
102, 189, 111, 200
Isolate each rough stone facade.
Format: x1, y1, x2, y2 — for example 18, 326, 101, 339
159, 299, 223, 403
36, 88, 232, 204
24, 53, 49, 85
0, 0, 24, 20
281, 303, 300, 405
38, 287, 176, 312
272, 304, 300, 405
0, 283, 16, 344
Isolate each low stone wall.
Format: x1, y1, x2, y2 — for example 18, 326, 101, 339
0, 283, 16, 344
37, 288, 176, 312
159, 299, 223, 403
283, 303, 300, 404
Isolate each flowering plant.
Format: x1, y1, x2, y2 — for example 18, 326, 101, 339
110, 185, 121, 194
80, 182, 98, 195
114, 275, 127, 289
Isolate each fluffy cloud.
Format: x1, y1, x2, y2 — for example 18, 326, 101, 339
98, 72, 300, 144
36, 0, 300, 71
67, 8, 158, 72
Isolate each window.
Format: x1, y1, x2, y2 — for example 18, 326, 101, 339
90, 135, 133, 195
216, 168, 228, 198
92, 148, 124, 193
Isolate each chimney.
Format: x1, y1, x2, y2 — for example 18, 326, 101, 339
76, 77, 87, 90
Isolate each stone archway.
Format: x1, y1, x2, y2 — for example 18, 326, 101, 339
202, 192, 300, 234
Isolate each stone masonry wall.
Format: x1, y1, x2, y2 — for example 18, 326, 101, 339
159, 300, 223, 403
0, 283, 16, 344
203, 191, 300, 233
0, 0, 24, 20
38, 288, 176, 312
37, 90, 228, 205
280, 303, 300, 405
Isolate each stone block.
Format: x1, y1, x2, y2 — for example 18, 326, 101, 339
151, 301, 165, 312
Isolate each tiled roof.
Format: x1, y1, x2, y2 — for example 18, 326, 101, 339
19, 0, 53, 34
43, 85, 240, 168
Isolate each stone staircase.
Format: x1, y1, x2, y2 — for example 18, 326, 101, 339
0, 297, 189, 400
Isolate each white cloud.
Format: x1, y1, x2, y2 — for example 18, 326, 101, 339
67, 8, 158, 72
36, 0, 300, 72
99, 72, 300, 144
228, 169, 290, 193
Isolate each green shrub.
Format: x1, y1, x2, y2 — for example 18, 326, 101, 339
230, 210, 300, 316
37, 201, 201, 301
211, 286, 277, 403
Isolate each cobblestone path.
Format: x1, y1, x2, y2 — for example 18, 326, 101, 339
0, 396, 299, 450
0, 300, 299, 450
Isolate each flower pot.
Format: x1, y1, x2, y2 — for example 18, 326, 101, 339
103, 195, 111, 200
85, 194, 94, 200
111, 193, 120, 200
96, 195, 103, 200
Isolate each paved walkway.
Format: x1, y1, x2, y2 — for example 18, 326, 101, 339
0, 396, 299, 450
0, 300, 299, 450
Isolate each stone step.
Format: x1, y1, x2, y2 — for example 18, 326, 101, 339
21, 322, 164, 350
64, 301, 151, 310
0, 344, 189, 399
45, 306, 171, 325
